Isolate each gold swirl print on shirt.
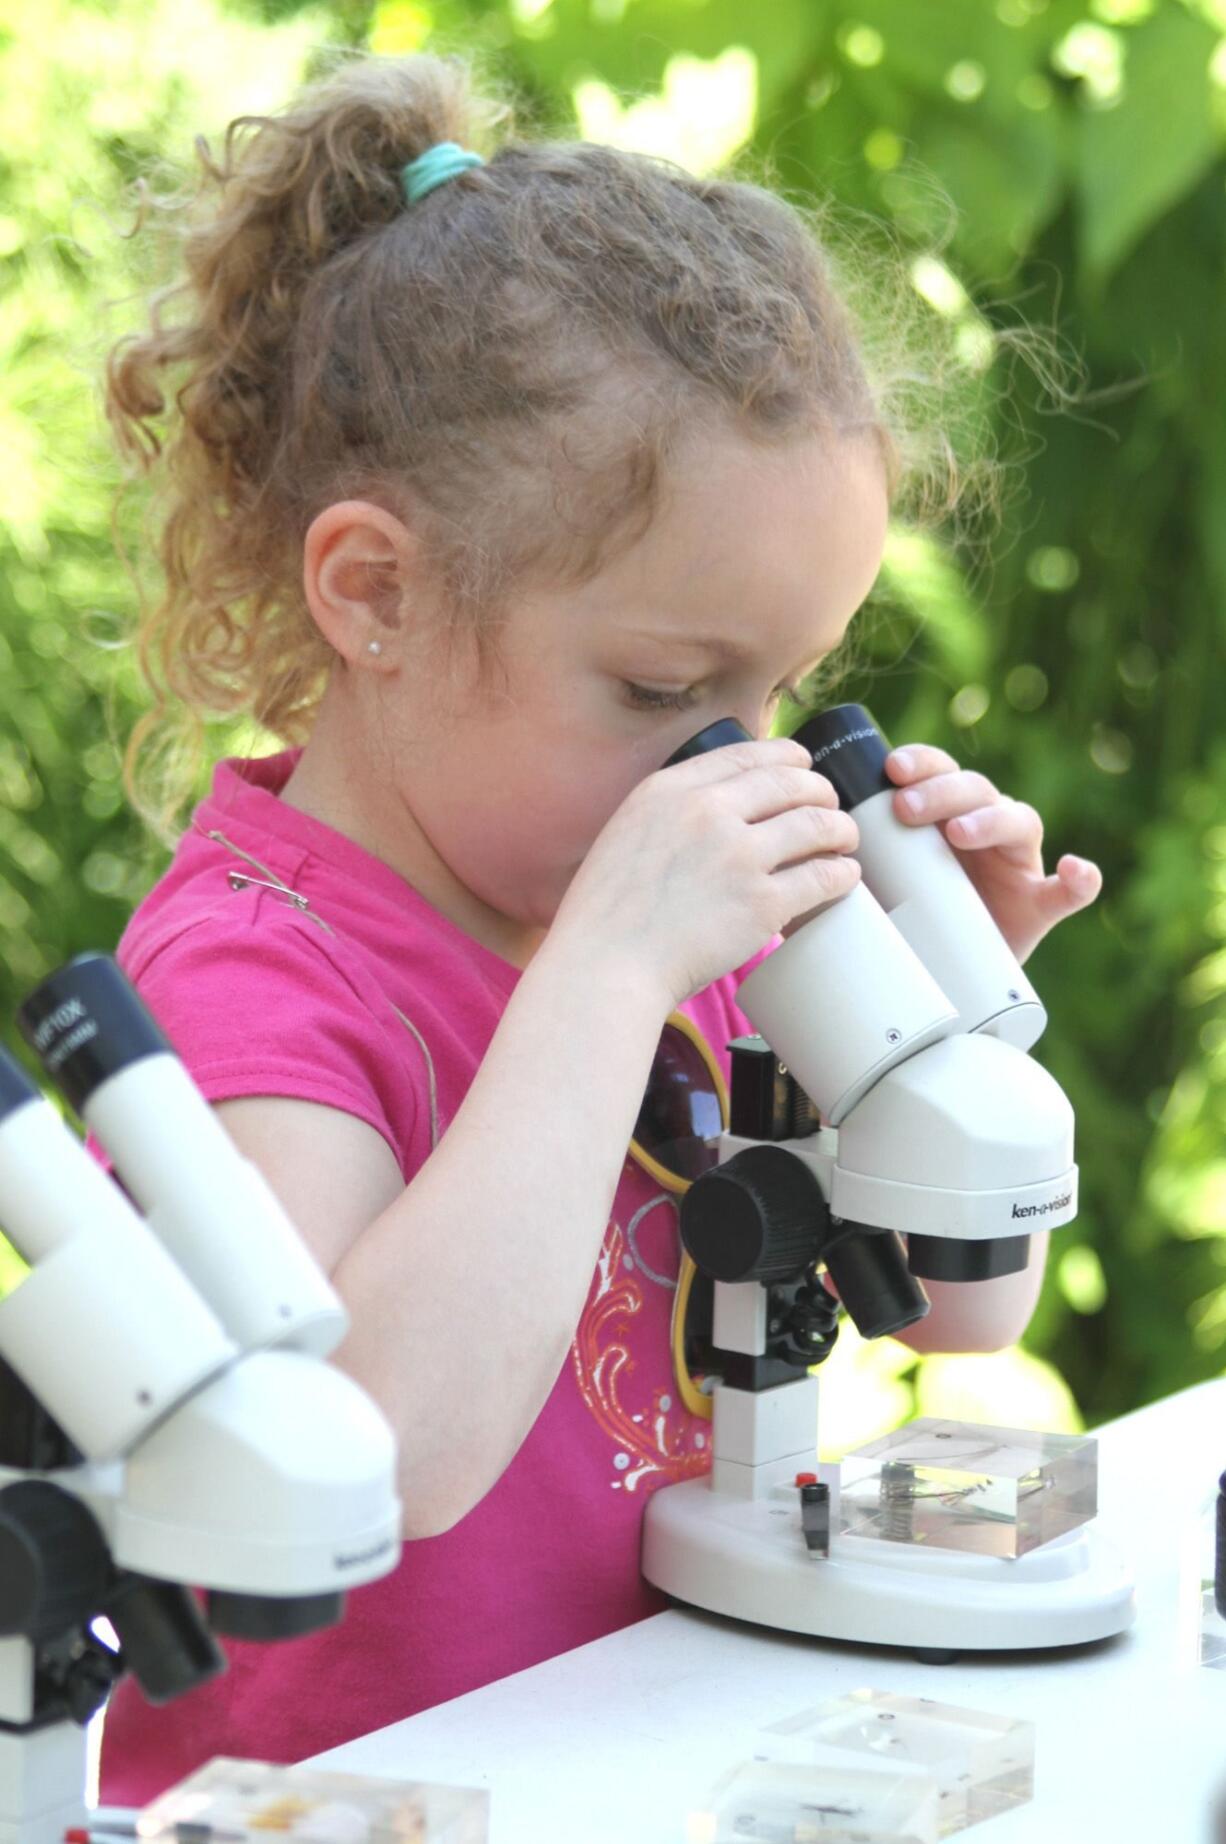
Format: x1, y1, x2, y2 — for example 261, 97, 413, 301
570, 1210, 710, 1493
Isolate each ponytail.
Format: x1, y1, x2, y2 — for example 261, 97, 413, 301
107, 55, 503, 837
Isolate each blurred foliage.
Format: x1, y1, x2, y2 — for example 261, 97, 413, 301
1, 0, 1225, 1431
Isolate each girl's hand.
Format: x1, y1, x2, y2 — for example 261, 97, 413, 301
553, 737, 862, 1013
886, 743, 1102, 964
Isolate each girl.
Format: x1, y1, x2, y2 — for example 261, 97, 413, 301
98, 51, 1101, 1802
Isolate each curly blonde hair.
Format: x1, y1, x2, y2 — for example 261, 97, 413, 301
107, 51, 973, 838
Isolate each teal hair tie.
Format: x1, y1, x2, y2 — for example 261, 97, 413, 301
402, 142, 485, 205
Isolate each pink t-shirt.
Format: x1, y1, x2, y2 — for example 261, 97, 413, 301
97, 748, 764, 1803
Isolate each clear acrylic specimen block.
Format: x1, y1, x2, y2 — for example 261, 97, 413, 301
137, 1758, 489, 1844
1193, 1494, 1226, 1668
758, 1690, 1035, 1838
687, 1758, 939, 1844
1200, 1588, 1226, 1668
838, 1418, 1097, 1559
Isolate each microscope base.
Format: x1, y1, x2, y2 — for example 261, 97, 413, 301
642, 1472, 1135, 1651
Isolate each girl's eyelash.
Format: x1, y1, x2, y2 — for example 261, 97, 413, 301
624, 683, 701, 712
624, 681, 803, 713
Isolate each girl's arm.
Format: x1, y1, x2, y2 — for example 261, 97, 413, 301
212, 737, 859, 1539
216, 929, 668, 1540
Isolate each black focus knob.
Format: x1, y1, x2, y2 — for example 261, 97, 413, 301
0, 1481, 110, 1640
680, 1145, 827, 1283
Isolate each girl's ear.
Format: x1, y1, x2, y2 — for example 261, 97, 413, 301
303, 500, 421, 667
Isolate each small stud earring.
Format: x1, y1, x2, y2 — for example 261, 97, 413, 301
367, 639, 383, 657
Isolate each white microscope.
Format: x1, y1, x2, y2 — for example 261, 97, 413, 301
642, 705, 1134, 1656
0, 955, 401, 1844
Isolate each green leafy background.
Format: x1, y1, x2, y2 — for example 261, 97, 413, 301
1, 0, 1224, 1450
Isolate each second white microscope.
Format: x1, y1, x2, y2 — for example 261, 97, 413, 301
0, 955, 402, 1844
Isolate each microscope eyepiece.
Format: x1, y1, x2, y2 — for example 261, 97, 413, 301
18, 953, 170, 1115
791, 704, 891, 811
664, 718, 754, 768
16, 952, 349, 1362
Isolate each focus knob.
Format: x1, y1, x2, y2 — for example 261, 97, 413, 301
0, 1480, 110, 1639
680, 1146, 827, 1283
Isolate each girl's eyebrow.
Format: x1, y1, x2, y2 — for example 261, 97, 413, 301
619, 628, 827, 678
619, 628, 746, 659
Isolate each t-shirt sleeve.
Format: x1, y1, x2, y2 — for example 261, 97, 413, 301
119, 903, 411, 1163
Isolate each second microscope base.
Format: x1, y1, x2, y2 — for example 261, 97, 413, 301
642, 1471, 1136, 1652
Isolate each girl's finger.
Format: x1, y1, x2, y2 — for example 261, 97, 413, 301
945, 799, 1044, 865
1053, 853, 1103, 908
664, 735, 813, 786
771, 854, 862, 918
1030, 858, 1103, 923
886, 743, 961, 783
752, 803, 860, 870
894, 768, 1001, 827
720, 763, 840, 823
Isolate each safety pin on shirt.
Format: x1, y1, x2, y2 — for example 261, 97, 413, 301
224, 870, 312, 910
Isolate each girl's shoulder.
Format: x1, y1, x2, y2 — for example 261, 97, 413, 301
115, 813, 517, 1177
116, 813, 461, 1174
119, 857, 410, 1151
123, 769, 516, 1027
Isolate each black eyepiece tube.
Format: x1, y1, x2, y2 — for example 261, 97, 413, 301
17, 954, 170, 1117
823, 1222, 929, 1340
791, 704, 892, 811
665, 718, 754, 768
105, 1572, 226, 1706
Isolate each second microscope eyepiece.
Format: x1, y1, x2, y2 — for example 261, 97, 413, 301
17, 953, 170, 1116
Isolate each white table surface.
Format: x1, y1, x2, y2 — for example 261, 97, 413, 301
312, 1379, 1226, 1843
